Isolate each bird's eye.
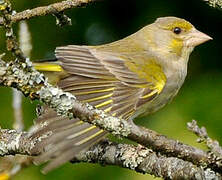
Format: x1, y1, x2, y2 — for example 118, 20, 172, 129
173, 27, 182, 34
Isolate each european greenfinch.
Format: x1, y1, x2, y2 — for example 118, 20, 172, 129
32, 16, 212, 172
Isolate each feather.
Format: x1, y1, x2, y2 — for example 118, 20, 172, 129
56, 45, 114, 79
33, 111, 107, 173
33, 63, 63, 72
32, 45, 167, 172
41, 129, 106, 173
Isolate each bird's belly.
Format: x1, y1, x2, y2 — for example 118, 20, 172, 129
133, 88, 178, 118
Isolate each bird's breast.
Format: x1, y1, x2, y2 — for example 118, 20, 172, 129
133, 59, 187, 118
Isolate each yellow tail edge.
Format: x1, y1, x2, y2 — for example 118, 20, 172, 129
0, 172, 9, 180
33, 63, 64, 72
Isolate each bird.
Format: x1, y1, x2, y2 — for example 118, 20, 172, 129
31, 16, 212, 173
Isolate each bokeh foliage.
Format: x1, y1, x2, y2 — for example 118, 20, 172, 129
0, 0, 221, 179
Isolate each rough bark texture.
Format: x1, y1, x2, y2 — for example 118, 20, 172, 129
0, 129, 221, 179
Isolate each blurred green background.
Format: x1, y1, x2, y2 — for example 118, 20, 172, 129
0, 0, 222, 179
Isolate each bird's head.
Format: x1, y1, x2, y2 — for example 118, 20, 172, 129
143, 17, 212, 58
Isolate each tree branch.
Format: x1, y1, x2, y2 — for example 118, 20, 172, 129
0, 59, 221, 174
188, 120, 222, 159
75, 141, 221, 179
0, 129, 221, 179
0, 0, 95, 26
0, 129, 32, 156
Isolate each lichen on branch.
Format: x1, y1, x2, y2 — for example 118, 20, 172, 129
0, 128, 221, 179
0, 0, 95, 26
204, 0, 222, 8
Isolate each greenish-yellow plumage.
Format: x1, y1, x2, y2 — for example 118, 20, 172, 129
31, 16, 212, 173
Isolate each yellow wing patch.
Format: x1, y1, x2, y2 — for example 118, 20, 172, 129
141, 89, 158, 99
125, 58, 166, 94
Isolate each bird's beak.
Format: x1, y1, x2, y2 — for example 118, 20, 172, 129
185, 29, 212, 47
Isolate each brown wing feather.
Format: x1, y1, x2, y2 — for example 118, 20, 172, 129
56, 45, 149, 87
55, 45, 114, 79
33, 45, 164, 172
56, 45, 157, 118
90, 49, 149, 86
32, 111, 106, 173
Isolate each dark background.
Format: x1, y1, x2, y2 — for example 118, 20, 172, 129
0, 0, 221, 179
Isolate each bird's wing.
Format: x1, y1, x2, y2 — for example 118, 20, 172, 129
56, 45, 166, 118
55, 45, 148, 86
31, 45, 166, 172
55, 45, 115, 79
56, 45, 166, 117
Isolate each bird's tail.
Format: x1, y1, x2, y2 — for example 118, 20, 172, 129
31, 59, 108, 173
33, 59, 67, 84
30, 107, 107, 173
33, 58, 63, 72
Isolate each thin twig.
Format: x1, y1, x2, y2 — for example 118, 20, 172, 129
187, 120, 222, 159
0, 0, 95, 26
53, 11, 72, 26
0, 0, 26, 61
